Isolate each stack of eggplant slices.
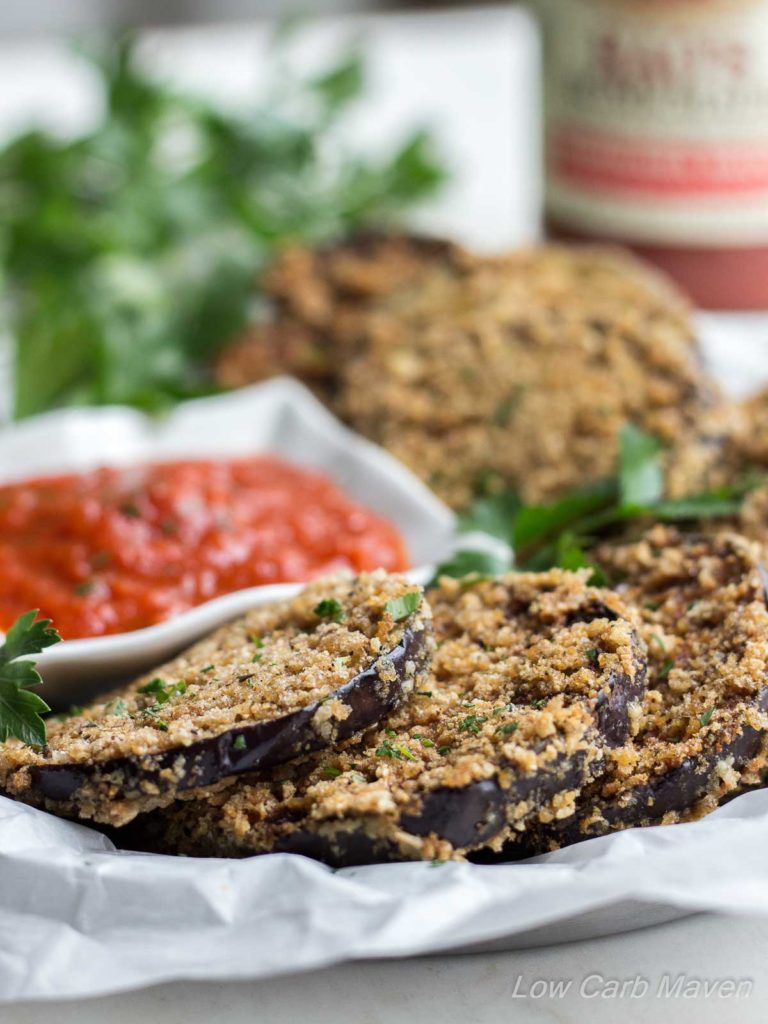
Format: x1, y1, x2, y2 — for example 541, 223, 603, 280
0, 528, 765, 865
3, 235, 768, 864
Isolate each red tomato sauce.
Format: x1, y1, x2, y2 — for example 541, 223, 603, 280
0, 457, 409, 639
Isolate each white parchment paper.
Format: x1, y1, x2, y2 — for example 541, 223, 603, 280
3, 790, 768, 1002
1, 318, 768, 1001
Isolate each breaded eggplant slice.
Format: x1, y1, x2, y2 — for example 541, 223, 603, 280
217, 234, 717, 509
141, 570, 646, 863
215, 232, 470, 403
519, 528, 768, 854
0, 573, 430, 827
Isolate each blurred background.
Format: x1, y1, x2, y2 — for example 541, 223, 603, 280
0, 1, 472, 35
0, 0, 766, 425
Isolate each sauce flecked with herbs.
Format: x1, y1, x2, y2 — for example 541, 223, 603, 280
0, 457, 408, 639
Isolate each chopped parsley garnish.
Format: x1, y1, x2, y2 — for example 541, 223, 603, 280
137, 677, 187, 705
108, 699, 127, 717
458, 714, 488, 735
412, 735, 435, 748
138, 677, 167, 695
531, 698, 547, 709
651, 633, 667, 653
200, 665, 215, 674
233, 735, 247, 751
658, 659, 674, 680
313, 599, 346, 623
699, 708, 715, 727
496, 721, 520, 736
376, 739, 416, 761
414, 690, 433, 698
252, 653, 263, 663
494, 386, 525, 428
384, 592, 420, 622
323, 765, 342, 778
0, 610, 61, 746
249, 636, 265, 648
584, 647, 599, 665
437, 745, 451, 755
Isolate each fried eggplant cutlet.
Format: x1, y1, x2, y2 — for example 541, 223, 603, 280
216, 233, 718, 508
515, 528, 768, 854
216, 232, 471, 405
135, 570, 646, 864
0, 574, 430, 827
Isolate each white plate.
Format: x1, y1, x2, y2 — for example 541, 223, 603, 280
0, 377, 455, 702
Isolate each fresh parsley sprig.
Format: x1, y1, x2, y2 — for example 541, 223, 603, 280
0, 611, 61, 746
433, 424, 754, 585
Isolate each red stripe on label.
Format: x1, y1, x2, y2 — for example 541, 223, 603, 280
550, 125, 768, 197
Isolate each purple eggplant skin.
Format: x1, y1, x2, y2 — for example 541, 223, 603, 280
119, 750, 593, 866
27, 626, 430, 807
268, 750, 592, 867
505, 686, 768, 859
594, 633, 647, 748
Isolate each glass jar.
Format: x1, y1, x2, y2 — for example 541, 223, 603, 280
536, 0, 768, 309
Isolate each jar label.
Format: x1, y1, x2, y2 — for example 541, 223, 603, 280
540, 0, 768, 245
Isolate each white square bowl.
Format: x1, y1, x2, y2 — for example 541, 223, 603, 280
0, 377, 455, 701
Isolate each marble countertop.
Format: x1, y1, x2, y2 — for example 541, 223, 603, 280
6, 913, 768, 1022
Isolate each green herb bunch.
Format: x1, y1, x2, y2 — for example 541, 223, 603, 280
0, 32, 446, 418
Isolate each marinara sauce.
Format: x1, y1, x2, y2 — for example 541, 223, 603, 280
0, 457, 408, 639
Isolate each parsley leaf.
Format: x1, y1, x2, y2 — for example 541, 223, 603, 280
375, 739, 415, 761
384, 592, 420, 622
1, 611, 60, 663
458, 491, 521, 542
430, 548, 511, 587
456, 424, 748, 577
0, 611, 61, 746
137, 677, 187, 705
496, 721, 520, 736
618, 423, 664, 507
458, 714, 488, 735
313, 599, 346, 623
699, 708, 715, 727
658, 659, 674, 680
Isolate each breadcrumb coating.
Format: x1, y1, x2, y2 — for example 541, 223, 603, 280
216, 234, 716, 508
523, 528, 768, 852
148, 570, 646, 862
0, 572, 430, 826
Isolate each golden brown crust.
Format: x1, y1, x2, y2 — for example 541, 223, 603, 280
215, 235, 716, 509
523, 528, 768, 852
146, 570, 646, 862
0, 573, 430, 826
